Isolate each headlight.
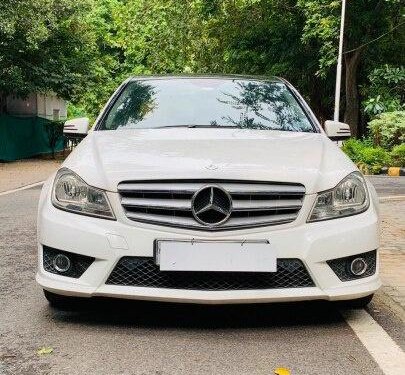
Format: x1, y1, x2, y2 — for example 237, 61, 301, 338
308, 172, 369, 222
52, 168, 115, 220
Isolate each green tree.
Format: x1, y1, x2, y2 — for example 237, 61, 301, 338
0, 0, 100, 112
77, 0, 126, 117
111, 0, 202, 74
298, 0, 404, 136
4, 0, 401, 136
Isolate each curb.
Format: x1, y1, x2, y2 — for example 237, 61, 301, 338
379, 195, 405, 202
379, 167, 405, 176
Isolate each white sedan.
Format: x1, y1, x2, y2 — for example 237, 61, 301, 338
36, 76, 380, 308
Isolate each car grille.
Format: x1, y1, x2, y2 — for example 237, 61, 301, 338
118, 180, 305, 230
106, 257, 314, 290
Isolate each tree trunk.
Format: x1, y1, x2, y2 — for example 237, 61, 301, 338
344, 49, 362, 137
0, 92, 7, 114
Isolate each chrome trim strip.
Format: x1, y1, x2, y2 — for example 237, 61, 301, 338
118, 182, 305, 194
122, 198, 302, 211
232, 199, 302, 211
121, 197, 191, 210
125, 211, 298, 231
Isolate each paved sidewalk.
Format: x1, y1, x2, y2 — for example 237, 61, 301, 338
379, 201, 405, 309
0, 159, 61, 193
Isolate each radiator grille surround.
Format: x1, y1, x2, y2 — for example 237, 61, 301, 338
118, 180, 305, 230
106, 257, 315, 290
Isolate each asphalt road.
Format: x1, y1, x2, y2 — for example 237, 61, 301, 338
366, 176, 405, 197
0, 185, 404, 375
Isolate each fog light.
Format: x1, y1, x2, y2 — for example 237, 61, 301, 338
53, 254, 71, 273
350, 258, 368, 276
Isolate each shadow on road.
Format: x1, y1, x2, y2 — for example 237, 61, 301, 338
48, 298, 344, 329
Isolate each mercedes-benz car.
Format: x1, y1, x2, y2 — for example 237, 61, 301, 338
37, 76, 380, 308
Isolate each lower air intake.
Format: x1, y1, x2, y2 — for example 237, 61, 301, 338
106, 257, 314, 290
327, 250, 377, 281
43, 246, 94, 278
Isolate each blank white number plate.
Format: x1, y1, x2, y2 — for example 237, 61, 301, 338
156, 240, 276, 272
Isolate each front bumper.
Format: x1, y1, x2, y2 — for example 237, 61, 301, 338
36, 182, 381, 304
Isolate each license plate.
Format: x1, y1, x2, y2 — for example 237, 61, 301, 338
155, 240, 276, 272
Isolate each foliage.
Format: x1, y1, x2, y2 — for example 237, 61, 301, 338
341, 138, 373, 163
0, 0, 101, 104
112, 0, 202, 74
297, 0, 340, 75
369, 64, 405, 87
341, 138, 391, 174
1, 0, 404, 130
390, 143, 405, 167
44, 120, 64, 158
297, 0, 404, 134
359, 147, 391, 169
103, 0, 403, 130
77, 0, 126, 116
298, 1, 403, 76
363, 65, 405, 117
67, 103, 88, 120
363, 95, 403, 117
368, 111, 405, 149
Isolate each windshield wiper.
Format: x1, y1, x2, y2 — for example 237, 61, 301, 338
153, 125, 193, 129
187, 124, 238, 129
154, 124, 237, 129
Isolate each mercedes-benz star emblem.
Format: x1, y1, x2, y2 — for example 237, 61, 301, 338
205, 164, 218, 170
191, 186, 232, 227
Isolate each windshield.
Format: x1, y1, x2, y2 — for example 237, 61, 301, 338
100, 78, 315, 132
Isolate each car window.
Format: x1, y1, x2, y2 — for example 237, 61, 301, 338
101, 79, 315, 132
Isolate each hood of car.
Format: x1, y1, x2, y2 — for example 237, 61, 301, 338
63, 128, 356, 194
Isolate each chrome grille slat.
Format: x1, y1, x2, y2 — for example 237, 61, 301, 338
125, 211, 299, 230
121, 197, 191, 210
118, 180, 305, 231
228, 213, 299, 226
121, 197, 302, 211
232, 199, 303, 211
126, 212, 198, 227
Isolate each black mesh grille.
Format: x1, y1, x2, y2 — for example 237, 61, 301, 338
327, 250, 377, 281
43, 246, 94, 278
106, 257, 314, 290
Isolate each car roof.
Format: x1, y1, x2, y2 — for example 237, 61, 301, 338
128, 74, 284, 83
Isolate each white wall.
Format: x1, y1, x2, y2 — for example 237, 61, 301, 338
36, 93, 67, 120
6, 93, 67, 119
6, 93, 37, 116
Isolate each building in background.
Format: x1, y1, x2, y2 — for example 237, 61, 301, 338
0, 93, 66, 161
5, 93, 67, 120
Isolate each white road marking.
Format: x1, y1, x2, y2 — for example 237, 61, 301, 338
379, 195, 405, 202
342, 309, 405, 375
0, 181, 45, 196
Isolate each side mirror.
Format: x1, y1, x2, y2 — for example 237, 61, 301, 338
64, 117, 89, 138
324, 120, 351, 141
